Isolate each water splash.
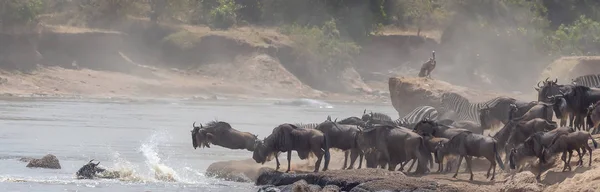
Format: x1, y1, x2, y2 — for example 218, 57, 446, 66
139, 130, 180, 182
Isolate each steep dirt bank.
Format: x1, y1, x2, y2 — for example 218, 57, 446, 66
539, 56, 600, 84
0, 22, 390, 101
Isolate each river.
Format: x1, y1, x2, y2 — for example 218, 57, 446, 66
0, 97, 396, 192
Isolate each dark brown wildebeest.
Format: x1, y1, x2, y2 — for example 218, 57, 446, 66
509, 127, 573, 180
508, 142, 537, 172
587, 101, 600, 134
512, 100, 539, 119
359, 123, 430, 174
413, 119, 471, 139
503, 118, 558, 157
553, 86, 600, 131
252, 123, 330, 173
542, 131, 598, 172
316, 116, 364, 170
450, 120, 483, 135
435, 132, 505, 181
535, 78, 579, 127
191, 121, 259, 151
511, 102, 554, 123
423, 136, 451, 173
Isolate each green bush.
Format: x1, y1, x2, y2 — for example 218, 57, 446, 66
546, 15, 600, 55
206, 0, 242, 30
0, 0, 44, 31
280, 19, 360, 70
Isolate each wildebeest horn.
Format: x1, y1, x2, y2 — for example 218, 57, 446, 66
363, 109, 366, 115
193, 122, 199, 128
544, 77, 549, 82
88, 159, 94, 164
536, 81, 541, 88
334, 118, 338, 122
96, 162, 100, 166
554, 78, 557, 83
327, 115, 331, 121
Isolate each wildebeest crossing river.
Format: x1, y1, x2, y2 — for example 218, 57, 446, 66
0, 97, 395, 192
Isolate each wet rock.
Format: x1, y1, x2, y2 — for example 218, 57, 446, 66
257, 180, 324, 192
25, 154, 61, 169
501, 172, 544, 192
256, 168, 458, 192
206, 159, 262, 182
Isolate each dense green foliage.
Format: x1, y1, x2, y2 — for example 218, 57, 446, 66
4, 0, 600, 60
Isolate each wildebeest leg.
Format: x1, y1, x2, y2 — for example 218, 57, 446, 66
437, 157, 443, 173
576, 148, 583, 167
348, 149, 359, 169
587, 145, 593, 167
286, 150, 292, 173
275, 155, 280, 171
561, 152, 568, 172
342, 150, 349, 170
356, 148, 364, 169
453, 155, 464, 179
313, 149, 324, 173
567, 150, 573, 171
465, 156, 474, 181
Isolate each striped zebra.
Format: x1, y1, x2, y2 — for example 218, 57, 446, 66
294, 123, 320, 129
394, 106, 439, 128
440, 92, 516, 125
572, 74, 600, 88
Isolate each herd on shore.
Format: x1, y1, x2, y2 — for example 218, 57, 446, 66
72, 77, 600, 182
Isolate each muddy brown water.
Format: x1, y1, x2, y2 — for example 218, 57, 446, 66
0, 97, 396, 192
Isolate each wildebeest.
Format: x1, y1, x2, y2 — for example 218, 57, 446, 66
508, 143, 537, 172
510, 102, 554, 123
450, 120, 483, 135
413, 119, 471, 139
509, 127, 573, 180
359, 123, 430, 174
361, 110, 395, 125
503, 118, 558, 158
423, 136, 451, 172
542, 131, 598, 172
547, 92, 576, 128
76, 160, 106, 179
252, 123, 330, 173
435, 132, 505, 181
587, 101, 600, 134
191, 121, 259, 151
316, 116, 364, 170
512, 100, 539, 118
550, 85, 600, 131
535, 78, 578, 127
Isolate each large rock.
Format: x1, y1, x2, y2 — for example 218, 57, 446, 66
25, 154, 61, 169
256, 168, 460, 192
388, 76, 502, 116
206, 159, 262, 182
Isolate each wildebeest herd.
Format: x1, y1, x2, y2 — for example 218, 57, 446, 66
187, 76, 600, 182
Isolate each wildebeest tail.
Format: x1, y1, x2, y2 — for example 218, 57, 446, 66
494, 141, 506, 170
589, 133, 598, 148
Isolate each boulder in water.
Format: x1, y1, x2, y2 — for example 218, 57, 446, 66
25, 154, 61, 169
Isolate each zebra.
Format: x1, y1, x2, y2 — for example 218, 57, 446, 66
294, 123, 320, 129
394, 106, 439, 129
440, 92, 516, 126
572, 74, 600, 88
